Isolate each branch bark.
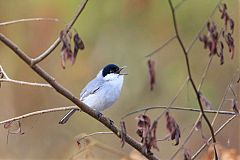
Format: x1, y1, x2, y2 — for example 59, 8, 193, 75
0, 65, 52, 88
0, 106, 79, 125
0, 18, 58, 26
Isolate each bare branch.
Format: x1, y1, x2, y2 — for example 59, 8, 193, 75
0, 65, 52, 88
0, 106, 79, 125
30, 0, 89, 66
212, 75, 237, 126
157, 134, 171, 142
168, 0, 216, 143
192, 115, 237, 159
0, 33, 159, 160
145, 35, 177, 57
0, 18, 58, 26
0, 79, 52, 88
121, 105, 235, 120
197, 56, 213, 91
76, 132, 113, 143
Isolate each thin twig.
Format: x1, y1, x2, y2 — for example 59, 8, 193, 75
229, 85, 237, 99
73, 133, 126, 158
168, 0, 216, 143
0, 33, 159, 160
0, 79, 52, 88
0, 66, 52, 88
121, 105, 235, 120
0, 106, 79, 125
212, 75, 236, 126
186, 0, 223, 53
156, 77, 189, 121
76, 132, 114, 142
30, 0, 89, 66
192, 115, 237, 159
174, 0, 188, 10
0, 18, 58, 26
145, 35, 177, 57
157, 134, 171, 142
170, 113, 202, 160
197, 56, 213, 91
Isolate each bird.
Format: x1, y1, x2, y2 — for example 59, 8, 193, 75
59, 64, 127, 124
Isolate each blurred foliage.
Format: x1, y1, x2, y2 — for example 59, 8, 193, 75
0, 0, 239, 159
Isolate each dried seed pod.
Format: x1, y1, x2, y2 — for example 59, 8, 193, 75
147, 59, 156, 91
165, 111, 181, 145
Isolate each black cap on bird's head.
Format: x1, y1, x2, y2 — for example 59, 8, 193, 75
102, 64, 127, 77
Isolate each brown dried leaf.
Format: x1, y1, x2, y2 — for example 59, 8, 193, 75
199, 35, 209, 49
59, 30, 84, 68
136, 115, 159, 153
136, 114, 151, 142
120, 120, 127, 148
199, 92, 212, 110
147, 59, 155, 91
165, 111, 181, 145
195, 118, 202, 131
73, 32, 84, 64
229, 18, 234, 34
150, 120, 159, 151
225, 33, 234, 59
60, 30, 73, 69
219, 41, 224, 65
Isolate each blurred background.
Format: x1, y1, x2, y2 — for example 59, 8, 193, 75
0, 0, 239, 159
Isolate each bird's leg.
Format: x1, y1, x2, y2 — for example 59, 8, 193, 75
94, 110, 114, 125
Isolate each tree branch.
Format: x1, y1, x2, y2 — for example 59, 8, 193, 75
121, 105, 235, 120
145, 35, 177, 57
168, 0, 216, 143
0, 33, 159, 160
76, 131, 114, 143
30, 0, 89, 66
0, 65, 52, 88
0, 106, 79, 125
197, 56, 213, 91
212, 76, 236, 126
0, 18, 58, 26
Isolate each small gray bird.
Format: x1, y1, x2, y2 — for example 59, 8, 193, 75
59, 64, 126, 124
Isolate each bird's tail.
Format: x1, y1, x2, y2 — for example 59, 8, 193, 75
59, 109, 78, 124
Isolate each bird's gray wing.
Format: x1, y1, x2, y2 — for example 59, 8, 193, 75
80, 78, 104, 101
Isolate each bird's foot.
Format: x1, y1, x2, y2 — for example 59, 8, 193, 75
96, 111, 103, 119
107, 118, 114, 125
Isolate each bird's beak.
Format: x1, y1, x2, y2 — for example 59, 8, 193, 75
117, 66, 128, 75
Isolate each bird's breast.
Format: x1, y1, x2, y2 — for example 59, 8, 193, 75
83, 76, 124, 111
